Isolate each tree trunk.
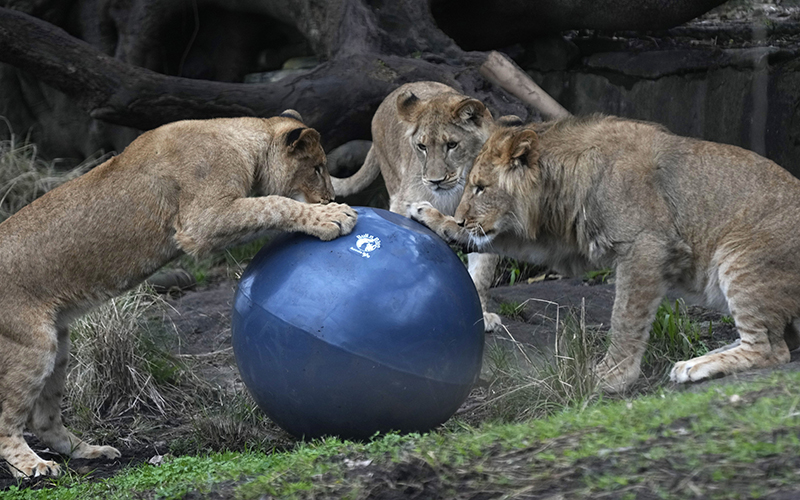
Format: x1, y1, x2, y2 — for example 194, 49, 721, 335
0, 0, 726, 156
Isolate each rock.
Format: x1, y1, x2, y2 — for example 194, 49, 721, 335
528, 42, 800, 178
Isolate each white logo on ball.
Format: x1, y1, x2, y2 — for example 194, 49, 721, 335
350, 233, 381, 258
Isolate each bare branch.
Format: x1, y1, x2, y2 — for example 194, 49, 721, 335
480, 52, 571, 120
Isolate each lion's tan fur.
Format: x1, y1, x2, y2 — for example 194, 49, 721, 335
0, 114, 356, 477
411, 114, 800, 391
332, 81, 503, 330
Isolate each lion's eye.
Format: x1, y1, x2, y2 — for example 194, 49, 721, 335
446, 141, 458, 150
474, 184, 485, 195
314, 164, 324, 174
417, 143, 427, 152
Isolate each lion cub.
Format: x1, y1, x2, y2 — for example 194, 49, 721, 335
410, 114, 800, 392
332, 81, 503, 332
0, 111, 357, 478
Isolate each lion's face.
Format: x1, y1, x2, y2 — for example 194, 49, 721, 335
396, 91, 492, 197
454, 126, 542, 246
267, 114, 334, 204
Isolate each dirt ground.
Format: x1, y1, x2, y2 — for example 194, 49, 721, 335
4, 268, 798, 494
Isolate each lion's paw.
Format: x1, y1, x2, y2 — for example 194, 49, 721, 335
9, 457, 61, 479
594, 355, 640, 394
407, 201, 437, 222
483, 312, 503, 333
670, 355, 726, 384
72, 444, 122, 460
305, 203, 358, 241
669, 360, 696, 383
669, 341, 787, 384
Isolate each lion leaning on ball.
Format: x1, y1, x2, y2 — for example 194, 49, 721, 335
410, 113, 800, 392
0, 111, 356, 478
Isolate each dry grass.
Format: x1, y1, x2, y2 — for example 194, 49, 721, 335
0, 124, 108, 221
66, 286, 192, 433
66, 285, 284, 453
476, 301, 602, 423
543, 303, 602, 404
174, 390, 292, 454
473, 298, 714, 424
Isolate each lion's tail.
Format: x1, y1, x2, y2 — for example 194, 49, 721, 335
330, 142, 381, 198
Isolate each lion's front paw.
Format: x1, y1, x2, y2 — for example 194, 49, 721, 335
304, 203, 358, 241
8, 457, 61, 478
407, 201, 438, 224
594, 354, 640, 393
407, 201, 470, 249
483, 312, 503, 333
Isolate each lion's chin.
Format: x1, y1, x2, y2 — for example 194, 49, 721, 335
469, 232, 495, 249
428, 184, 458, 194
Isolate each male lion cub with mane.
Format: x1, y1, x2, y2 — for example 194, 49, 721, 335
0, 111, 357, 478
332, 81, 503, 331
410, 114, 800, 392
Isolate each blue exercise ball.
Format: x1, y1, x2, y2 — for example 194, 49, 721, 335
231, 207, 484, 439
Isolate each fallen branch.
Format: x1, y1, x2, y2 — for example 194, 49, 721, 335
480, 51, 571, 120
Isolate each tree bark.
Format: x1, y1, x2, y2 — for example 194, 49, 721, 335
0, 6, 533, 148
0, 0, 727, 155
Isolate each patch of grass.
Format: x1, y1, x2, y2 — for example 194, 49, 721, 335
584, 267, 613, 283
642, 299, 709, 384
481, 297, 714, 425
479, 304, 602, 424
455, 249, 468, 266
498, 300, 523, 319
0, 126, 107, 222
66, 285, 196, 438
495, 257, 544, 286
172, 390, 289, 455
544, 309, 601, 407
14, 370, 800, 499
172, 236, 271, 284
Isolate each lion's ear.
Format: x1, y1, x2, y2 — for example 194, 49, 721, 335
496, 115, 524, 128
279, 109, 304, 122
509, 129, 540, 168
453, 98, 490, 127
397, 91, 422, 122
286, 127, 321, 154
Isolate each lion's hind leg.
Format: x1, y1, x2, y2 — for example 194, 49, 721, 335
0, 318, 62, 478
670, 320, 787, 383
670, 254, 796, 384
28, 326, 121, 462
